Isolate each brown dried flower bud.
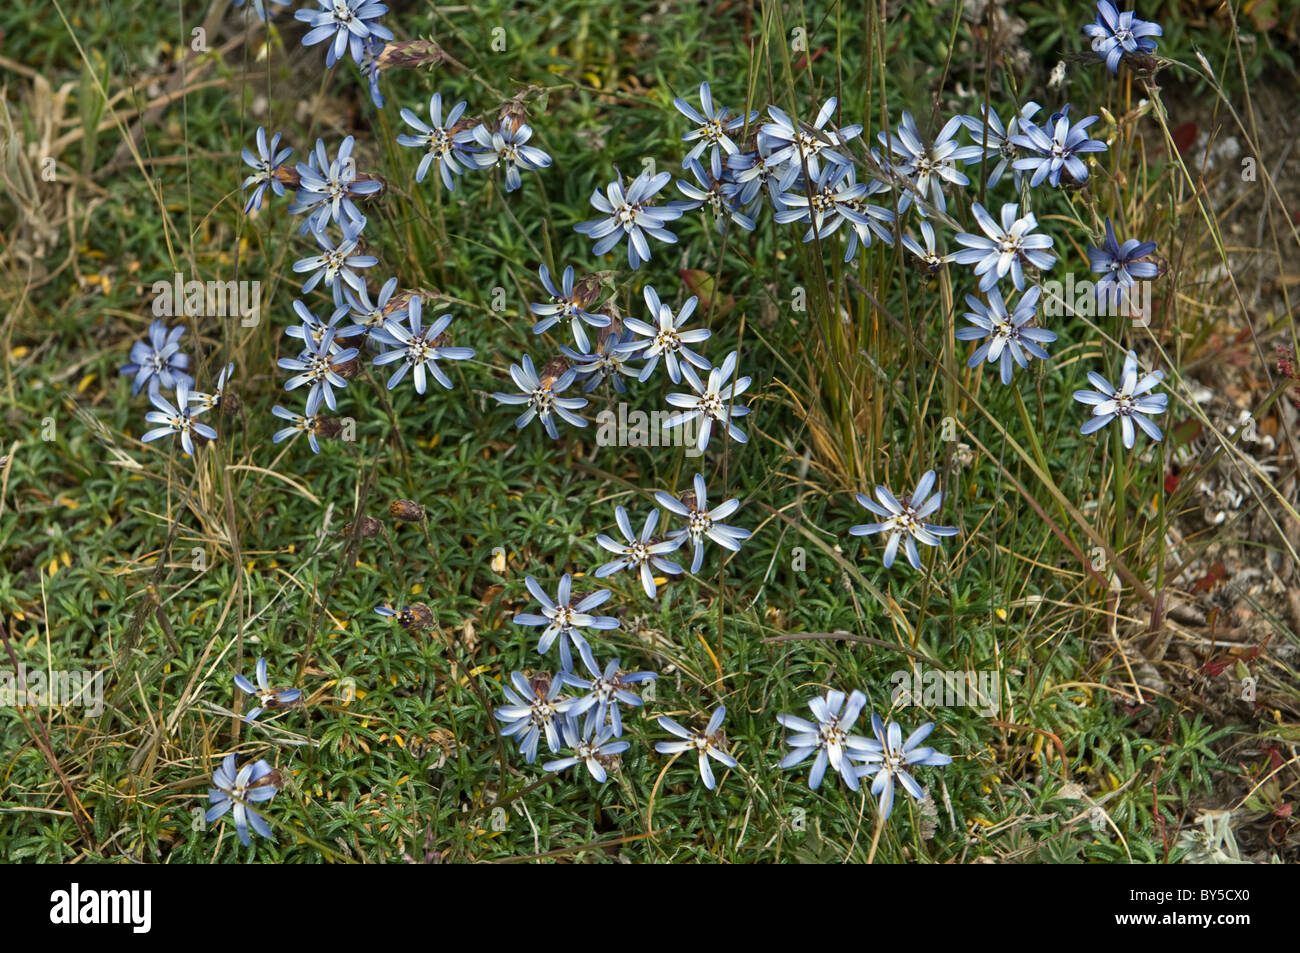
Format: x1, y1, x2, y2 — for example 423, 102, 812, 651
376, 39, 451, 71
343, 515, 385, 539
331, 354, 362, 379
399, 603, 434, 631
389, 499, 426, 522
315, 416, 345, 439
273, 166, 301, 190
572, 273, 605, 311
539, 356, 570, 388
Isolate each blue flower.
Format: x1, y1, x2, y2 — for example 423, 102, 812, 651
493, 355, 589, 439
774, 162, 891, 251
776, 689, 874, 791
676, 151, 756, 233
1083, 1, 1162, 73
295, 0, 394, 68
575, 168, 684, 271
1088, 218, 1158, 307
622, 286, 711, 384
854, 714, 952, 820
286, 299, 365, 352
654, 472, 751, 574
142, 383, 217, 455
542, 717, 630, 783
1072, 349, 1168, 448
722, 149, 787, 219
673, 81, 757, 164
234, 658, 302, 722
878, 111, 983, 216
656, 705, 737, 790
233, 0, 289, 20
359, 37, 385, 109
1010, 105, 1107, 188
529, 265, 611, 353
495, 671, 575, 764
470, 117, 552, 193
559, 641, 655, 737
849, 469, 959, 570
956, 102, 1042, 189
664, 350, 752, 453
396, 93, 476, 190
188, 362, 236, 414
900, 220, 955, 273
293, 220, 377, 295
558, 324, 641, 394
950, 201, 1056, 293
838, 169, 896, 263
289, 136, 380, 234
343, 276, 405, 337
370, 296, 473, 393
759, 98, 861, 183
271, 404, 327, 454
120, 319, 194, 396
513, 573, 619, 672
240, 127, 293, 213
594, 505, 684, 599
277, 325, 360, 416
955, 286, 1057, 385
206, 753, 278, 847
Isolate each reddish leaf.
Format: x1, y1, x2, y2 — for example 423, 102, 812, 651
793, 46, 828, 69
1202, 657, 1233, 678
1191, 561, 1227, 594
1171, 121, 1198, 157
678, 269, 736, 318
1165, 470, 1180, 493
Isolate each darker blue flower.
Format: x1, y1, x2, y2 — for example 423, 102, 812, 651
120, 319, 194, 396
234, 658, 302, 722
1088, 218, 1158, 306
206, 754, 278, 846
1083, 1, 1162, 73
